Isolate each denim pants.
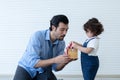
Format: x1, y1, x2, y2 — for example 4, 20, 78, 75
81, 53, 99, 80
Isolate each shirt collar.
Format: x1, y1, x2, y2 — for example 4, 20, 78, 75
45, 29, 58, 45
87, 36, 98, 39
86, 36, 97, 42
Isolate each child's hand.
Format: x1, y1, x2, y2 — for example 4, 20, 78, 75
67, 42, 72, 48
65, 42, 72, 55
71, 41, 82, 49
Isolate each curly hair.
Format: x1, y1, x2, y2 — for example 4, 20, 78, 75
83, 18, 104, 36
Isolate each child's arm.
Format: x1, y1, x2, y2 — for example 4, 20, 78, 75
71, 41, 93, 54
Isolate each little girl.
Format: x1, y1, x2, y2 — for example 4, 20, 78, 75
70, 18, 104, 80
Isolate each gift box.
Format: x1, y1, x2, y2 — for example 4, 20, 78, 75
67, 48, 78, 59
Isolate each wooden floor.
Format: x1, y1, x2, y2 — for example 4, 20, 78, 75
0, 75, 120, 80
58, 78, 120, 80
1, 77, 120, 80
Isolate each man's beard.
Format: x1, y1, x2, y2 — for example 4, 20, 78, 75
58, 35, 65, 40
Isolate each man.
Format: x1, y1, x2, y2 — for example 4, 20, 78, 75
13, 14, 75, 80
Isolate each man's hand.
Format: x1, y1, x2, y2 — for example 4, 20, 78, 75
54, 50, 77, 71
54, 54, 71, 64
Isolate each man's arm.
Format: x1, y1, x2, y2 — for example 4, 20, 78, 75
34, 58, 55, 68
34, 54, 71, 68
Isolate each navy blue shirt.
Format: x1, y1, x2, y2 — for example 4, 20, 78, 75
18, 29, 65, 78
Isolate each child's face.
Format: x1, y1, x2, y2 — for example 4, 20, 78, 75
86, 29, 94, 38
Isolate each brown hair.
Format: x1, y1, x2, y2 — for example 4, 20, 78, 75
83, 18, 104, 36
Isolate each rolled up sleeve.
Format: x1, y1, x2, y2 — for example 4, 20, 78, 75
24, 32, 42, 68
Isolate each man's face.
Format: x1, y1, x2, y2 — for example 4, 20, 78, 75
53, 22, 69, 40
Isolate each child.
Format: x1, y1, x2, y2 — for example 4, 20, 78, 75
70, 18, 104, 80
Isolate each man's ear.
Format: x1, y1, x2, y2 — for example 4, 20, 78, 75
52, 25, 56, 31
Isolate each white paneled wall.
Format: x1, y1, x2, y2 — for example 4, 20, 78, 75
0, 0, 120, 76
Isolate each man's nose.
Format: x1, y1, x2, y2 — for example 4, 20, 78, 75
63, 30, 67, 35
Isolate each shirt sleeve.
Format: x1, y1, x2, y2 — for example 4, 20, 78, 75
87, 38, 99, 49
25, 31, 42, 68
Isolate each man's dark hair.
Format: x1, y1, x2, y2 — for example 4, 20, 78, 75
49, 14, 69, 31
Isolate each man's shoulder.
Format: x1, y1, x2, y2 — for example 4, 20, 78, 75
35, 29, 48, 34
30, 29, 48, 39
33, 29, 48, 36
